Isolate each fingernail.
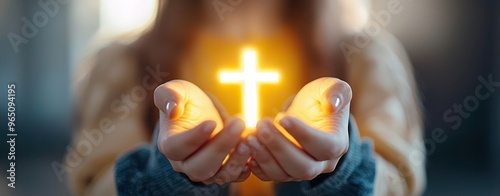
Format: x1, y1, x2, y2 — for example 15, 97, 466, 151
257, 123, 273, 144
165, 101, 177, 117
330, 95, 342, 113
279, 117, 291, 130
238, 143, 249, 155
328, 80, 351, 113
247, 135, 261, 149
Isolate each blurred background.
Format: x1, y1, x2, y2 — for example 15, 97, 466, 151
0, 0, 498, 195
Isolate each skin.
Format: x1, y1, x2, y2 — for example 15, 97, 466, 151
153, 0, 350, 185
247, 78, 351, 181
154, 78, 352, 184
154, 80, 251, 184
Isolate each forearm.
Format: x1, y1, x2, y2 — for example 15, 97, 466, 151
373, 155, 408, 196
66, 123, 147, 195
347, 31, 426, 195
356, 122, 426, 196
83, 164, 117, 196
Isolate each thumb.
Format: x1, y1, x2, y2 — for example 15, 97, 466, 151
320, 78, 352, 136
287, 77, 352, 118
286, 77, 352, 131
320, 78, 352, 115
317, 78, 352, 134
154, 80, 187, 120
276, 78, 352, 160
154, 80, 224, 133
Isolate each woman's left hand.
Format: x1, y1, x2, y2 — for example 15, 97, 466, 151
247, 77, 352, 182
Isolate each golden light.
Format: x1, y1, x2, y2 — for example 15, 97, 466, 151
99, 0, 158, 35
219, 49, 279, 129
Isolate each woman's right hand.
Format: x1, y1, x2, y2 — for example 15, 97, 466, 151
154, 80, 251, 184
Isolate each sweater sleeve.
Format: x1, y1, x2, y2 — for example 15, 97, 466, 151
115, 128, 229, 196
275, 116, 376, 196
348, 31, 426, 195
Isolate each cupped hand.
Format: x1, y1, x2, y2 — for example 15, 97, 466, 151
247, 77, 352, 181
154, 80, 251, 184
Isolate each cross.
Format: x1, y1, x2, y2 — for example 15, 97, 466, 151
220, 49, 279, 128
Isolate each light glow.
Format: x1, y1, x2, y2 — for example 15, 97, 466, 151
220, 49, 279, 128
99, 0, 158, 35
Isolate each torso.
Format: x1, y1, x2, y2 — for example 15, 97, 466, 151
178, 28, 307, 195
179, 28, 306, 125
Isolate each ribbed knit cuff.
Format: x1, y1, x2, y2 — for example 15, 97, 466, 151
276, 116, 376, 196
115, 129, 228, 196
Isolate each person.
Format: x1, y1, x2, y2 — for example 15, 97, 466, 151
67, 0, 425, 195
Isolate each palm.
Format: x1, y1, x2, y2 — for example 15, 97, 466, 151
154, 80, 250, 184
278, 77, 350, 146
164, 80, 223, 136
285, 78, 339, 132
247, 77, 353, 182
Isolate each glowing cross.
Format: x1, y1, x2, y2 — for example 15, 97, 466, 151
220, 49, 279, 128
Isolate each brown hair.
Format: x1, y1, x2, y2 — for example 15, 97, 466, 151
123, 0, 356, 134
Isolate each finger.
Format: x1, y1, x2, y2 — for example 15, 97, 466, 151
158, 120, 216, 161
211, 142, 251, 184
169, 160, 183, 173
247, 135, 291, 181
248, 159, 271, 181
182, 117, 245, 181
154, 80, 224, 133
280, 115, 348, 161
257, 119, 325, 180
278, 78, 351, 161
233, 166, 251, 182
154, 80, 190, 119
285, 77, 352, 131
206, 165, 251, 184
202, 179, 214, 185
320, 78, 352, 114
321, 79, 351, 139
207, 93, 230, 122
278, 115, 348, 161
172, 160, 215, 183
324, 159, 341, 174
203, 165, 250, 185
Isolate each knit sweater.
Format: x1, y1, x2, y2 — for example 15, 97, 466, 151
67, 31, 425, 196
115, 117, 376, 196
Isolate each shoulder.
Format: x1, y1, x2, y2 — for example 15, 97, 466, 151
95, 42, 140, 85
73, 39, 145, 126
341, 30, 410, 70
342, 30, 416, 91
75, 40, 141, 95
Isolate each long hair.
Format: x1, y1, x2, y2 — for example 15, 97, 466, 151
84, 0, 372, 135
135, 0, 371, 134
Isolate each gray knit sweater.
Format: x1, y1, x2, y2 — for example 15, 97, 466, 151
115, 118, 376, 196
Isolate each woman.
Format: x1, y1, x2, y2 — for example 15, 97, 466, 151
67, 0, 425, 195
